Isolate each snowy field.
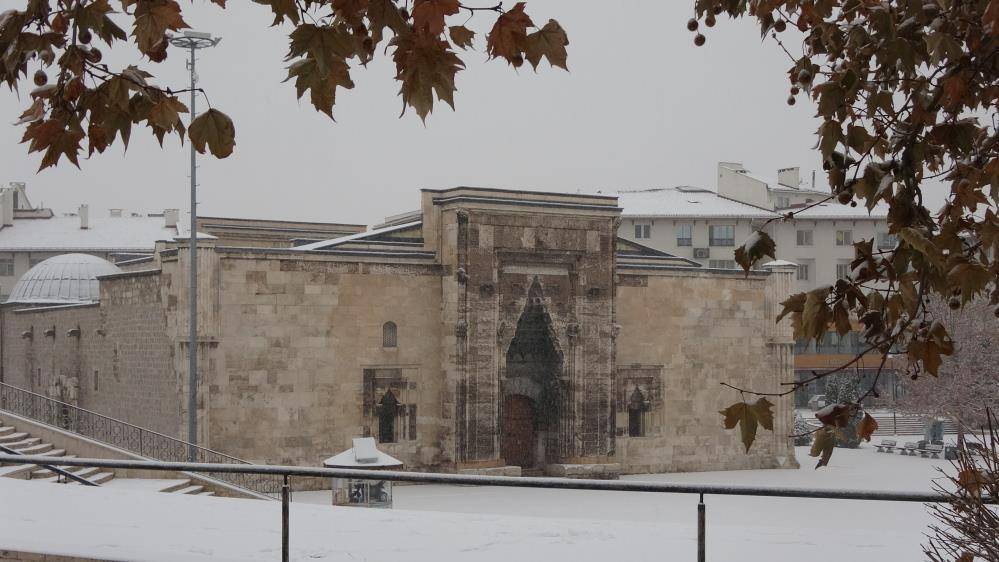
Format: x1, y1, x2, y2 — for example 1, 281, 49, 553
0, 443, 955, 561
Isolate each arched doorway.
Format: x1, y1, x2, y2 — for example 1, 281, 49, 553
502, 278, 564, 469
502, 395, 536, 468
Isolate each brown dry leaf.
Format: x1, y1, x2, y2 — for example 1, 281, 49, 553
856, 413, 878, 442
284, 57, 355, 118
719, 401, 759, 453
524, 19, 569, 70
449, 26, 475, 50
733, 230, 777, 275
810, 426, 837, 469
188, 108, 235, 158
751, 397, 774, 431
412, 0, 459, 36
390, 32, 464, 120
815, 403, 857, 428
132, 0, 189, 55
486, 2, 533, 66
13, 99, 45, 125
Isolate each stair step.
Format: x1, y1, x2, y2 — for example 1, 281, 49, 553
30, 456, 79, 477
87, 472, 115, 485
157, 479, 192, 493
17, 443, 53, 455
0, 463, 35, 478
173, 485, 204, 495
0, 432, 28, 443
0, 426, 14, 436
37, 466, 100, 483
4, 438, 42, 450
199, 491, 215, 497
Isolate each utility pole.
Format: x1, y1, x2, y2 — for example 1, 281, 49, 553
168, 31, 221, 461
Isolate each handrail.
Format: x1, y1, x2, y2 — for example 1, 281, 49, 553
1, 453, 992, 562
0, 381, 282, 495
0, 444, 98, 487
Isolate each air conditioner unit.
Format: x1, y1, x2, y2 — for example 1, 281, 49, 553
693, 248, 710, 259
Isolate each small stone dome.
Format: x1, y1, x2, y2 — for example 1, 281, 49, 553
7, 253, 122, 304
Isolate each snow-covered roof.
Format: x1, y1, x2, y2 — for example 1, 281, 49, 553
788, 202, 889, 220
323, 437, 403, 468
294, 221, 422, 251
7, 253, 122, 304
617, 188, 778, 219
0, 215, 192, 252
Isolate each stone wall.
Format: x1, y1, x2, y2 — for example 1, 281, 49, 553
614, 269, 798, 473
210, 252, 444, 470
0, 271, 181, 438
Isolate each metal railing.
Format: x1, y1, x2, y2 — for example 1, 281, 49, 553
0, 382, 282, 495
1, 453, 993, 562
0, 444, 97, 486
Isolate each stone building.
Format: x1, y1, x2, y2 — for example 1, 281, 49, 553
0, 187, 798, 479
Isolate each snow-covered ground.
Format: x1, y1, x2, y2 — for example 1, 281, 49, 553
0, 443, 954, 561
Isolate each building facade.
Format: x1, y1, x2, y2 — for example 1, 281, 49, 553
1, 187, 799, 481
616, 163, 899, 407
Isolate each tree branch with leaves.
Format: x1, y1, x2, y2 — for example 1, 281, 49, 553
1, 0, 569, 171
694, 0, 998, 465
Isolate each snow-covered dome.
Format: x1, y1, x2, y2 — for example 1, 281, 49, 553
7, 253, 122, 304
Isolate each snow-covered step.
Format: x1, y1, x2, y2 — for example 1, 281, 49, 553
173, 485, 204, 495
3, 437, 42, 450
17, 442, 53, 455
0, 463, 35, 478
157, 479, 192, 493
0, 432, 29, 444
36, 466, 101, 483
30, 456, 80, 478
0, 426, 15, 436
87, 472, 115, 485
199, 491, 215, 497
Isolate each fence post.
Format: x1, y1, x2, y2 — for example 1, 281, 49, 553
282, 474, 290, 562
697, 493, 705, 562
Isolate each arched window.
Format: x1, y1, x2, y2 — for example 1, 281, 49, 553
628, 387, 646, 437
378, 390, 399, 443
382, 322, 397, 348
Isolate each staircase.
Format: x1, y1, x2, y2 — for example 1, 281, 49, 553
0, 416, 212, 496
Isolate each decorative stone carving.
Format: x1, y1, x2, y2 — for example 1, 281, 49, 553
566, 322, 580, 339
455, 319, 468, 339
479, 283, 495, 297
455, 267, 468, 284
611, 323, 621, 340
497, 320, 508, 340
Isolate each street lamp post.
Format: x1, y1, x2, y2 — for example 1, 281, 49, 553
168, 31, 221, 461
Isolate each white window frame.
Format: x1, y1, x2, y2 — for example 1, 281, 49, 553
708, 225, 735, 247
709, 259, 737, 270
675, 223, 692, 247
796, 230, 813, 246
797, 264, 810, 281
836, 262, 851, 279
634, 223, 651, 240
835, 230, 853, 246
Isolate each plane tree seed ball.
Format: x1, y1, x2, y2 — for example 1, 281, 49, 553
774, 19, 787, 32
694, 33, 706, 46
797, 69, 813, 85
33, 70, 47, 86
687, 18, 699, 32
787, 95, 796, 106
78, 29, 92, 44
705, 14, 716, 27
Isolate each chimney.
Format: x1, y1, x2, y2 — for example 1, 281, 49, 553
79, 204, 90, 229
1, 189, 13, 227
164, 208, 179, 229
777, 167, 800, 188
109, 208, 123, 218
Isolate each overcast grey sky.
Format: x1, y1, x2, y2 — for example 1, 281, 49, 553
2, 1, 837, 224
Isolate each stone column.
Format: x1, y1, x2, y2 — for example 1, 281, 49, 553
763, 261, 800, 468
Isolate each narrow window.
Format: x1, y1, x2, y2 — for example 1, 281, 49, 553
796, 230, 813, 246
382, 322, 397, 348
709, 260, 737, 270
378, 391, 399, 443
93, 370, 99, 392
627, 388, 646, 437
835, 230, 853, 246
634, 223, 651, 239
0, 258, 14, 277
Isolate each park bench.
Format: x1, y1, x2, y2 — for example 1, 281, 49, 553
876, 439, 897, 453
918, 443, 944, 459
901, 442, 918, 456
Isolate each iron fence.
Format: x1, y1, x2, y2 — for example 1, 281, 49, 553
2, 453, 992, 562
0, 381, 282, 495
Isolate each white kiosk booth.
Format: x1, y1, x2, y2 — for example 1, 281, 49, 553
323, 437, 403, 508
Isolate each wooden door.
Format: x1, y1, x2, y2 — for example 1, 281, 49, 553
502, 395, 536, 468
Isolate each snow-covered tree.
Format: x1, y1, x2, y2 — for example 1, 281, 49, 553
897, 298, 999, 435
